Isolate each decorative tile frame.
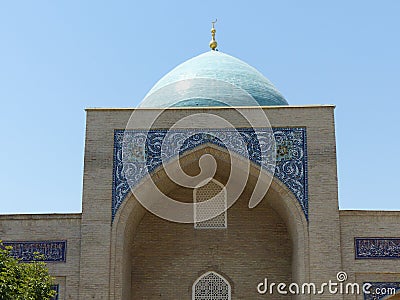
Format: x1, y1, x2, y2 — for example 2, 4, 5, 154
355, 238, 400, 259
51, 284, 60, 300
363, 282, 400, 300
3, 241, 67, 262
112, 127, 308, 221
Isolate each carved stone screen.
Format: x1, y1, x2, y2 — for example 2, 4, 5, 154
193, 272, 231, 300
194, 179, 227, 229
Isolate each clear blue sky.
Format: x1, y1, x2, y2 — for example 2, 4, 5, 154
1, 1, 399, 214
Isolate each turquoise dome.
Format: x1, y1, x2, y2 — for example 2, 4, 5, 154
139, 51, 288, 107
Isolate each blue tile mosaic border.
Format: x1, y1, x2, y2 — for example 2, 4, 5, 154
364, 282, 400, 300
355, 238, 400, 259
3, 240, 67, 262
51, 284, 59, 300
112, 127, 308, 221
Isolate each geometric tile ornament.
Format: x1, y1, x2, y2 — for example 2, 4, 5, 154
363, 282, 400, 300
112, 127, 308, 221
355, 238, 400, 259
2, 240, 67, 262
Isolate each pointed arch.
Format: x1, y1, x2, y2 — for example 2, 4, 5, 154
109, 144, 309, 299
192, 271, 231, 300
112, 127, 308, 221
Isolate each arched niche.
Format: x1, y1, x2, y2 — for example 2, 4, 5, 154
109, 144, 309, 299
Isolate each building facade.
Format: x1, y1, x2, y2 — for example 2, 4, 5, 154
1, 37, 400, 299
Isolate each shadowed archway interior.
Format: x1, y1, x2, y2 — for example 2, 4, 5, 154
110, 145, 309, 299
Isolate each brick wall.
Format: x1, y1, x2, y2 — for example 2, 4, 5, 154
0, 214, 81, 300
131, 189, 292, 299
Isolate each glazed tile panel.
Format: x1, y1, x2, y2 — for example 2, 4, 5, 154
355, 238, 400, 259
363, 282, 400, 300
112, 127, 308, 221
3, 240, 67, 262
51, 284, 59, 300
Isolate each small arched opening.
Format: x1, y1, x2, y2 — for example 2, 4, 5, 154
192, 271, 231, 300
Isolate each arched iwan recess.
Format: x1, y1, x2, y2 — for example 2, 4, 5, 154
109, 145, 309, 300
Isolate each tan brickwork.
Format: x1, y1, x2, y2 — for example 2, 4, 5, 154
340, 210, 400, 299
1, 105, 399, 299
130, 189, 291, 299
108, 106, 334, 299
0, 214, 81, 300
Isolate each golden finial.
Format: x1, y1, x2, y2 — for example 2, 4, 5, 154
209, 19, 218, 51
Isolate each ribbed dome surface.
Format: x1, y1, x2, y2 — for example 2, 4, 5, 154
139, 51, 288, 107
